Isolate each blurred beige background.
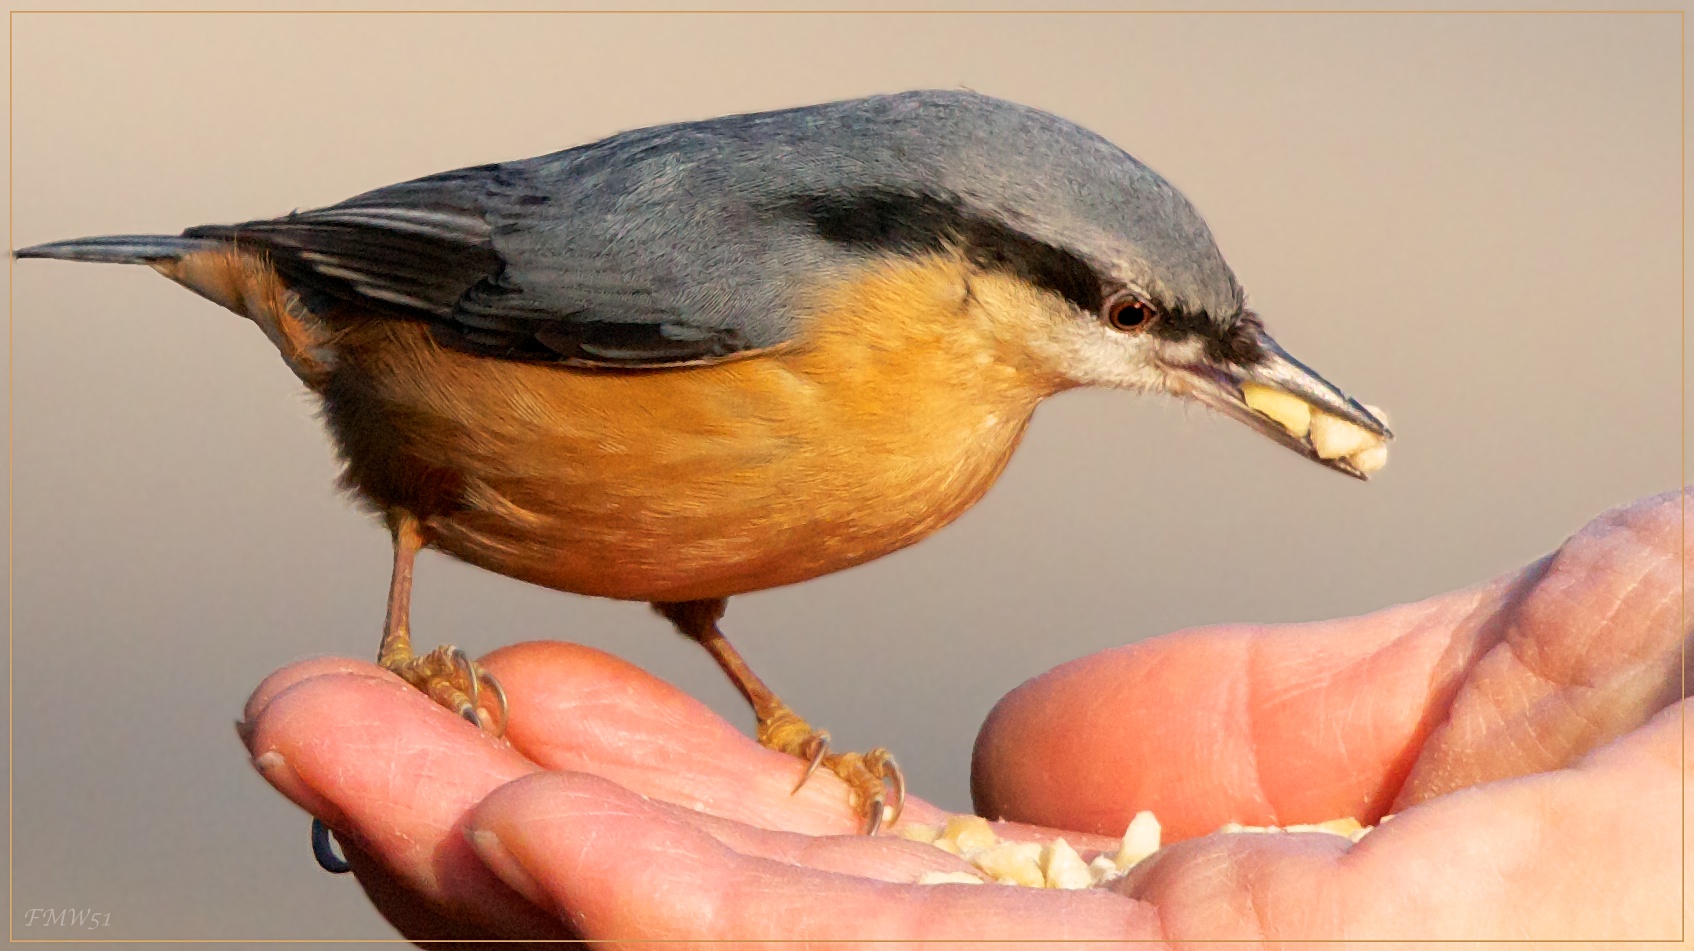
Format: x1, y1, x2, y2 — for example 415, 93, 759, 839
6, 6, 1682, 941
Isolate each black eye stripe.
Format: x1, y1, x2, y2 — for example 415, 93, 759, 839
783, 188, 1261, 364
783, 189, 1104, 313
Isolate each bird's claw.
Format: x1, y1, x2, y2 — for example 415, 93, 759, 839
385, 643, 508, 737
831, 748, 903, 835
782, 734, 904, 835
449, 647, 480, 722
793, 731, 831, 793
858, 748, 904, 835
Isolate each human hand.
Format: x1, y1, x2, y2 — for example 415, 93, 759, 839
240, 489, 1689, 944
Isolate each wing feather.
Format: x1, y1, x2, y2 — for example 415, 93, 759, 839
183, 164, 759, 366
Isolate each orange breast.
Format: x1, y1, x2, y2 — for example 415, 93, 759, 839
323, 255, 1063, 602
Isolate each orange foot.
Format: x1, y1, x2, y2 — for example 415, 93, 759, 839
761, 704, 904, 834
383, 644, 509, 735
313, 645, 508, 875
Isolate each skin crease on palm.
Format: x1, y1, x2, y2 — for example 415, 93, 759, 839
238, 488, 1690, 946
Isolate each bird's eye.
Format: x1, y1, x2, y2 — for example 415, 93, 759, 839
1103, 291, 1160, 333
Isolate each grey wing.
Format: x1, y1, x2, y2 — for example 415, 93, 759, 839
183, 161, 765, 366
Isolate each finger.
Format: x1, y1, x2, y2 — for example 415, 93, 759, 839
237, 655, 377, 746
244, 667, 568, 940
1395, 487, 1689, 806
465, 771, 1164, 944
974, 490, 1688, 840
973, 569, 1527, 839
336, 834, 570, 950
483, 641, 956, 837
637, 797, 988, 883
1120, 698, 1687, 941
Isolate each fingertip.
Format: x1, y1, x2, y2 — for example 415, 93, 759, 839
250, 747, 347, 830
243, 670, 530, 838
465, 771, 728, 934
240, 656, 389, 748
469, 771, 700, 855
244, 670, 415, 761
971, 628, 1259, 838
464, 826, 556, 915
242, 672, 419, 819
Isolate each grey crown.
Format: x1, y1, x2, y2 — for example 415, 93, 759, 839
185, 89, 1244, 367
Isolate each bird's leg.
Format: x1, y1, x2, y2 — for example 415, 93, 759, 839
655, 598, 904, 834
376, 512, 508, 735
311, 513, 515, 875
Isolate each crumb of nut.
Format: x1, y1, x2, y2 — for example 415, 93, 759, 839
1349, 442, 1389, 474
942, 815, 998, 854
1309, 410, 1381, 460
1042, 838, 1094, 890
1218, 817, 1377, 842
975, 842, 1045, 888
914, 812, 1385, 888
897, 823, 942, 845
912, 811, 1176, 889
917, 870, 986, 886
1314, 817, 1364, 838
1242, 383, 1313, 438
1349, 404, 1391, 473
1113, 810, 1162, 871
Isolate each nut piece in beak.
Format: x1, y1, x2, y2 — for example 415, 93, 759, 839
1191, 329, 1393, 480
1242, 383, 1314, 439
1310, 411, 1378, 460
1310, 403, 1391, 474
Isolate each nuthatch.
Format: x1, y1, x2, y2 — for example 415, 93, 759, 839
17, 90, 1391, 849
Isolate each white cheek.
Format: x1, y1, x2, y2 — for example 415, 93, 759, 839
1035, 320, 1174, 392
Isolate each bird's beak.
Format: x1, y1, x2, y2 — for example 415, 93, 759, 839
1183, 328, 1393, 481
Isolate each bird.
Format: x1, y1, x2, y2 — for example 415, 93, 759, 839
16, 89, 1390, 849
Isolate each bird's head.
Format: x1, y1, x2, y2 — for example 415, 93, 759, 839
775, 90, 1393, 478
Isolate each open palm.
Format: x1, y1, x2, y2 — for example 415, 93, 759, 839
241, 489, 1688, 945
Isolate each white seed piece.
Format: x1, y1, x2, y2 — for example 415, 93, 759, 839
1309, 411, 1380, 460
1314, 817, 1364, 838
1115, 810, 1163, 871
1348, 405, 1390, 475
1241, 383, 1313, 438
975, 843, 1045, 888
897, 823, 942, 845
1349, 443, 1389, 474
1042, 838, 1094, 890
1089, 854, 1122, 884
1219, 816, 1372, 842
943, 815, 999, 854
918, 870, 986, 886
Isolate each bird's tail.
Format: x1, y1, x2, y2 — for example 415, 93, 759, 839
16, 233, 335, 385
14, 234, 219, 264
